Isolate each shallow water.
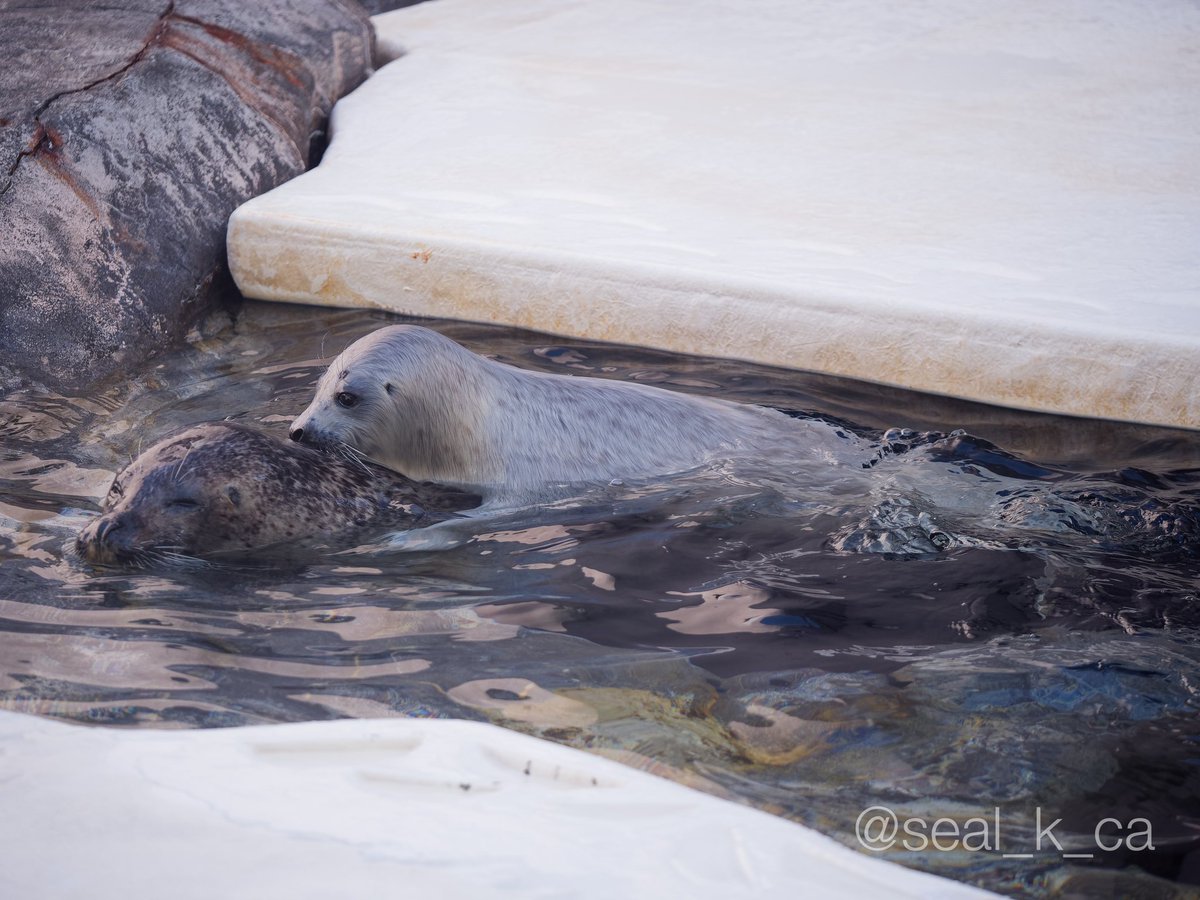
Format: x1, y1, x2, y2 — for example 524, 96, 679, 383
2, 301, 1198, 897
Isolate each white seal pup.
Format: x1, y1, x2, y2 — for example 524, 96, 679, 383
289, 325, 852, 499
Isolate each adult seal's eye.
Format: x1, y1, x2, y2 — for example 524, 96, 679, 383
336, 391, 360, 409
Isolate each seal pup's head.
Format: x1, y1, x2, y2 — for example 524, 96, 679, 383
290, 325, 494, 486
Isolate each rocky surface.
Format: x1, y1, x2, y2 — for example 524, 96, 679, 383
0, 0, 374, 394
357, 0, 432, 14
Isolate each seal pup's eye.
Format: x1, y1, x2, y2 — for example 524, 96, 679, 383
336, 391, 360, 409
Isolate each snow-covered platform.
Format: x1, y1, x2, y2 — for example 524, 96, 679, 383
0, 711, 991, 899
227, 0, 1200, 429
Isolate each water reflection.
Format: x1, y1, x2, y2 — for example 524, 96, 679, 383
1, 300, 1198, 896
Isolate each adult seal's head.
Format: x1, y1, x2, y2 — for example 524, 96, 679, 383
289, 325, 817, 497
76, 422, 479, 567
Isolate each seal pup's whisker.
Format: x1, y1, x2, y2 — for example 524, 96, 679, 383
336, 441, 373, 474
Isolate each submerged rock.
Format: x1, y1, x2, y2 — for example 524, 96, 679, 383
0, 0, 374, 393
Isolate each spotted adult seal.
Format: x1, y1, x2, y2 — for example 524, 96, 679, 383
76, 422, 480, 566
289, 325, 852, 497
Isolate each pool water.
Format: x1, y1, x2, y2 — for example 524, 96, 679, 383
2, 300, 1198, 897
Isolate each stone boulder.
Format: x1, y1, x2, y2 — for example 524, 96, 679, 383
357, 0, 432, 14
0, 0, 374, 393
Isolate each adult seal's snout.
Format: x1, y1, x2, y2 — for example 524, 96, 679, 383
76, 512, 132, 562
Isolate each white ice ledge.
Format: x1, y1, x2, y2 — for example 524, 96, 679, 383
0, 711, 993, 899
228, 0, 1200, 429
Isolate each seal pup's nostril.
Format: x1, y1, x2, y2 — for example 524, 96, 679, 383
290, 427, 304, 442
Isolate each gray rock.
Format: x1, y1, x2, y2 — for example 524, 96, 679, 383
0, 0, 374, 393
356, 0, 433, 15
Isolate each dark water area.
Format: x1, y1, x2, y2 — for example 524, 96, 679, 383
2, 301, 1198, 898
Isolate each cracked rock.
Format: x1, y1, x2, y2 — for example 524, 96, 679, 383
0, 0, 374, 393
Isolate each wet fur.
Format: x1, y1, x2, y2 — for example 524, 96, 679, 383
76, 422, 479, 566
290, 325, 827, 498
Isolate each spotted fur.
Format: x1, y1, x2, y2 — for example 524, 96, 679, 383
76, 422, 479, 566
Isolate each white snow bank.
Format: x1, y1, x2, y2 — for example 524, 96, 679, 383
228, 0, 1200, 428
0, 711, 992, 899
